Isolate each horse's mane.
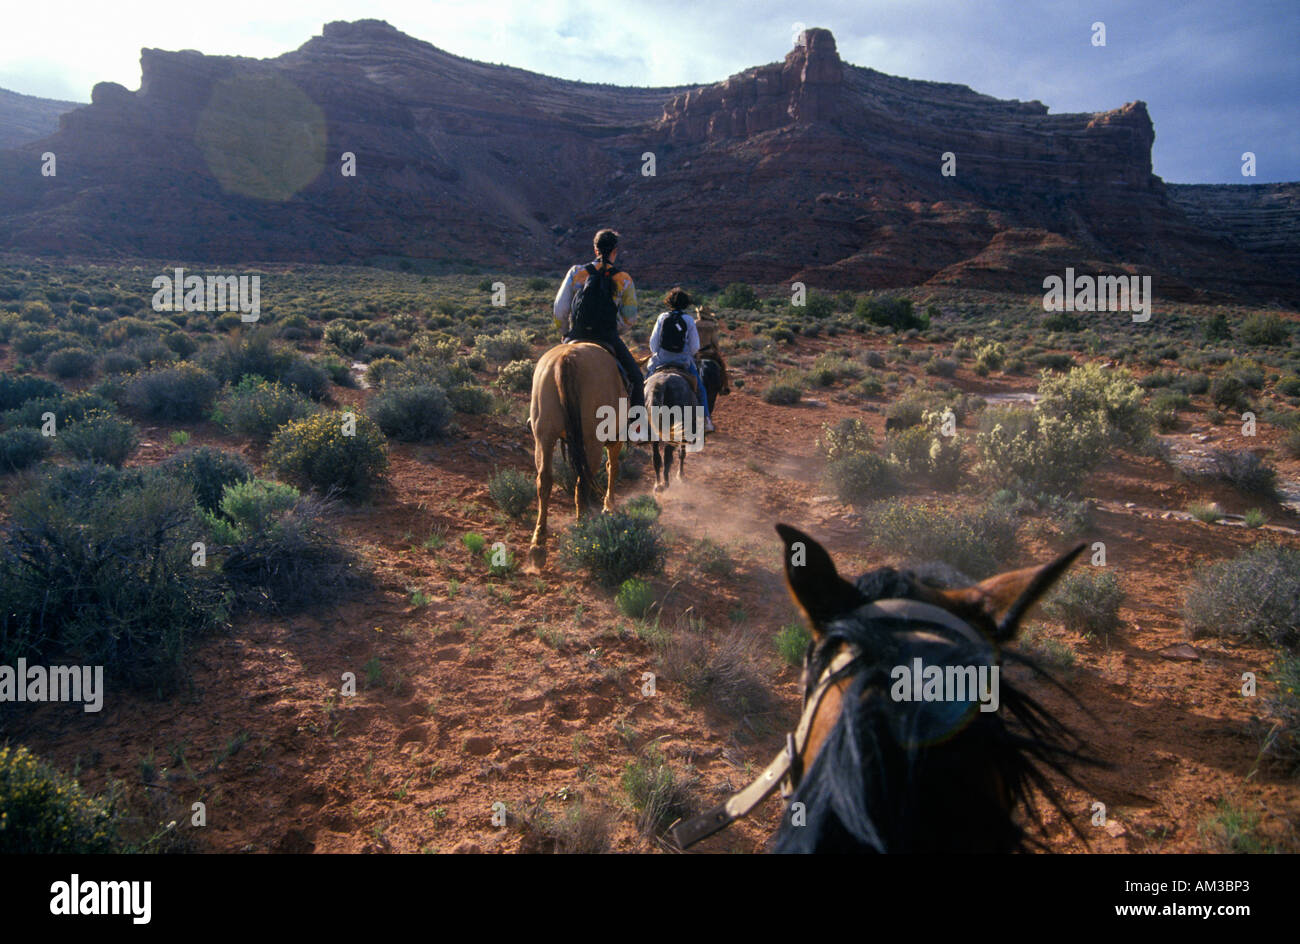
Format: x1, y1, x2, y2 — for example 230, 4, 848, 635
771, 567, 1096, 854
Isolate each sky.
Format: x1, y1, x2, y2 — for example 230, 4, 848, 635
2, 0, 1296, 184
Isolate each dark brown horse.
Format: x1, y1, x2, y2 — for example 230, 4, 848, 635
671, 527, 1097, 853
770, 526, 1095, 852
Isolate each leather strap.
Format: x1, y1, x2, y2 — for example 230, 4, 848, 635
667, 598, 987, 851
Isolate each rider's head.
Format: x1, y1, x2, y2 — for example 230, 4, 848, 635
664, 287, 691, 310
594, 228, 619, 265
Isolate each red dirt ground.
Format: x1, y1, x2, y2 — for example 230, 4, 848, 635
5, 330, 1300, 853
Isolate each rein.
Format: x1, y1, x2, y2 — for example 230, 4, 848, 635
667, 598, 986, 850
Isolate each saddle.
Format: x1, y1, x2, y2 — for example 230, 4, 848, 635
564, 337, 635, 394
652, 363, 698, 397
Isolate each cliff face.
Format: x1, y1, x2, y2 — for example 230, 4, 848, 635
0, 20, 1293, 303
0, 88, 79, 149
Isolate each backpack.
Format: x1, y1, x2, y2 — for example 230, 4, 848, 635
660, 309, 688, 354
570, 263, 620, 336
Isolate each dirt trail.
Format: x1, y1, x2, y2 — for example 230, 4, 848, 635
6, 340, 1300, 854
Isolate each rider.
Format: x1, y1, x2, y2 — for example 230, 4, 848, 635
647, 287, 714, 432
553, 228, 644, 410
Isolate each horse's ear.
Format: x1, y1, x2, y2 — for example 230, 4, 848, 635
931, 543, 1087, 640
776, 524, 861, 639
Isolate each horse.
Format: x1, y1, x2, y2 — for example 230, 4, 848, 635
670, 526, 1097, 853
526, 342, 628, 572
644, 367, 701, 493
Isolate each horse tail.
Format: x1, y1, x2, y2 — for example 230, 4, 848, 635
557, 354, 593, 510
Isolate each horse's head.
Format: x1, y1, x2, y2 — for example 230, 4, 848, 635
772, 524, 1090, 853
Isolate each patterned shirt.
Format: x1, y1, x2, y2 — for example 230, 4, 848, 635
553, 261, 638, 334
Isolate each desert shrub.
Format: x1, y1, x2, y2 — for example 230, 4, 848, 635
3, 391, 111, 429
268, 411, 389, 500
0, 373, 63, 411
206, 331, 328, 399
213, 377, 313, 441
886, 410, 963, 487
864, 501, 1019, 578
447, 383, 495, 415
1208, 449, 1277, 498
1277, 374, 1300, 397
774, 621, 812, 668
655, 619, 772, 718
0, 427, 50, 473
561, 511, 666, 587
519, 797, 615, 854
1037, 363, 1149, 445
762, 381, 802, 405
818, 417, 874, 463
0, 746, 119, 853
100, 351, 142, 375
1043, 310, 1081, 332
161, 446, 252, 513
1285, 428, 1300, 459
976, 408, 1108, 496
689, 538, 735, 577
164, 330, 198, 358
826, 452, 895, 504
218, 495, 367, 613
45, 347, 96, 379
623, 494, 662, 522
58, 410, 137, 467
319, 354, 355, 388
497, 358, 534, 392
1033, 352, 1075, 371
1042, 569, 1124, 637
1240, 313, 1289, 346
368, 384, 452, 442
856, 296, 927, 331
1174, 372, 1210, 395
488, 468, 534, 519
622, 745, 696, 836
1204, 312, 1232, 341
213, 478, 300, 538
925, 355, 958, 377
717, 283, 760, 310
1183, 543, 1300, 649
475, 328, 534, 363
1263, 655, 1300, 775
323, 321, 366, 355
974, 340, 1007, 373
123, 363, 219, 421
1210, 375, 1248, 411
617, 577, 656, 618
0, 463, 229, 693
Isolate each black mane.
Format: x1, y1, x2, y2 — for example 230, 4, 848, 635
772, 567, 1094, 853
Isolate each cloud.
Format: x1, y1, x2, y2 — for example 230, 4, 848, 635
2, 0, 1295, 182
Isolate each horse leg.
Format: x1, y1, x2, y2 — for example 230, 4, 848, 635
603, 441, 623, 513
527, 432, 553, 572
678, 440, 686, 482
652, 442, 664, 493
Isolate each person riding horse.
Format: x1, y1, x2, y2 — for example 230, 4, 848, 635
646, 287, 714, 432
552, 228, 645, 412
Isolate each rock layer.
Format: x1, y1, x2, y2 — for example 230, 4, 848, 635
0, 20, 1293, 303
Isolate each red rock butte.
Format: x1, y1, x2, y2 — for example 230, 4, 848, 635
0, 19, 1293, 303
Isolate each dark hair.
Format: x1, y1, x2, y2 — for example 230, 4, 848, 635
593, 229, 619, 260
664, 287, 691, 310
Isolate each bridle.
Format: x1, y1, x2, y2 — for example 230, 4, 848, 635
667, 598, 989, 850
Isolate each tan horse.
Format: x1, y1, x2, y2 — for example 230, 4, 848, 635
526, 342, 627, 572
